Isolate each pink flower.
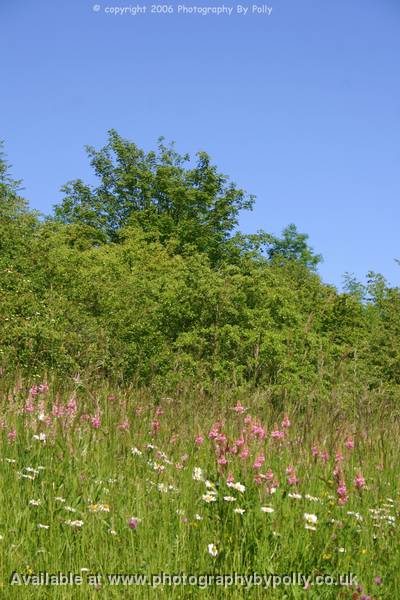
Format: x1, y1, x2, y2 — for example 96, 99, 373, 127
66, 398, 77, 416
240, 448, 250, 459
217, 456, 228, 466
117, 420, 130, 431
265, 469, 274, 481
155, 407, 163, 417
335, 451, 344, 463
135, 405, 143, 416
91, 416, 101, 429
216, 432, 227, 444
128, 517, 139, 529
195, 434, 204, 446
251, 424, 266, 440
38, 383, 49, 394
287, 474, 299, 486
374, 576, 382, 585
151, 419, 160, 434
354, 473, 366, 489
7, 430, 16, 441
253, 455, 265, 469
52, 404, 64, 417
311, 446, 319, 457
281, 415, 291, 428
320, 451, 330, 463
235, 436, 245, 447
271, 429, 284, 440
285, 465, 294, 475
232, 401, 246, 414
226, 472, 234, 484
345, 437, 354, 449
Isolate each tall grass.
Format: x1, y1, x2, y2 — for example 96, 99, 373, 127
0, 377, 398, 599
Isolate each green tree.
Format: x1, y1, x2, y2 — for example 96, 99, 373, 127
266, 223, 322, 271
54, 130, 254, 264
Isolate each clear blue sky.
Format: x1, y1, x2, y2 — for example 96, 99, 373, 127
1, 0, 399, 288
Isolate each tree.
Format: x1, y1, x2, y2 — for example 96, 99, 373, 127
54, 130, 255, 264
0, 141, 28, 219
266, 223, 322, 271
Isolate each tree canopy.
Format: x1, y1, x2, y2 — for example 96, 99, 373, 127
1, 134, 399, 397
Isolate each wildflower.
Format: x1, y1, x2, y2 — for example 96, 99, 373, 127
202, 493, 217, 503
33, 433, 46, 443
217, 456, 228, 466
88, 503, 110, 513
281, 415, 291, 428
66, 398, 77, 416
253, 455, 265, 469
7, 430, 16, 441
131, 447, 142, 456
354, 473, 366, 489
345, 437, 354, 449
239, 448, 250, 459
271, 429, 284, 440
261, 506, 274, 513
232, 401, 246, 414
207, 544, 218, 557
336, 481, 348, 505
374, 576, 382, 585
304, 513, 318, 526
91, 416, 101, 429
37, 524, 49, 529
65, 520, 84, 528
108, 529, 118, 536
335, 451, 344, 463
128, 517, 140, 529
194, 434, 204, 446
29, 499, 41, 507
287, 474, 299, 486
227, 481, 245, 493
288, 493, 302, 500
234, 508, 245, 515
151, 419, 160, 434
193, 467, 204, 481
311, 446, 319, 457
251, 424, 266, 440
117, 421, 129, 431
320, 450, 330, 463
223, 496, 236, 502
194, 514, 203, 521
55, 496, 66, 503
226, 472, 234, 484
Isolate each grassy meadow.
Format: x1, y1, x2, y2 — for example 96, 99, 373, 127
0, 378, 398, 599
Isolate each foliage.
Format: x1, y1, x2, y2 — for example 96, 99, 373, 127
0, 136, 400, 398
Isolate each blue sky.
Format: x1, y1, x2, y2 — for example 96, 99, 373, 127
1, 0, 399, 288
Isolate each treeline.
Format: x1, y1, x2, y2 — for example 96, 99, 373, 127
1, 132, 399, 395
